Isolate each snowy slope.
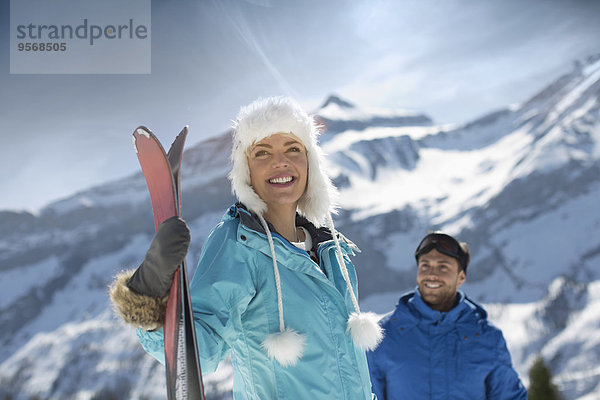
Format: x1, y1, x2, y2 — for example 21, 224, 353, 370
1, 54, 600, 399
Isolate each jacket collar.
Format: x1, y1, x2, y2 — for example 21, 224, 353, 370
410, 288, 466, 323
396, 288, 487, 327
226, 202, 335, 249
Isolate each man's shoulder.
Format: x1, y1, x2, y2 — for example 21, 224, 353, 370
458, 295, 507, 340
461, 294, 489, 319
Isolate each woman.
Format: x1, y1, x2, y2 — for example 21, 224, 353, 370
110, 96, 382, 399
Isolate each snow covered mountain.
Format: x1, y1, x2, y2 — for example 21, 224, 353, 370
1, 54, 600, 399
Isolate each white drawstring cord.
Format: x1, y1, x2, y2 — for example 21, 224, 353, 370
257, 214, 285, 332
326, 213, 383, 351
257, 214, 306, 366
326, 213, 361, 313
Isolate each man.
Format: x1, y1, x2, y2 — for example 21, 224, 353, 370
367, 232, 527, 400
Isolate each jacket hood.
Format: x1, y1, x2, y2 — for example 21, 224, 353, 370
392, 289, 488, 327
228, 203, 339, 248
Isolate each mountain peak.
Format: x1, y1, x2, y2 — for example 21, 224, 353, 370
320, 94, 356, 109
316, 95, 433, 135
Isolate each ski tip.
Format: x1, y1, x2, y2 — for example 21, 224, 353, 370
132, 127, 152, 154
135, 127, 152, 139
172, 126, 189, 145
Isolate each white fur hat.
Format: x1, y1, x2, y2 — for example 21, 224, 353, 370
228, 96, 382, 366
229, 96, 337, 226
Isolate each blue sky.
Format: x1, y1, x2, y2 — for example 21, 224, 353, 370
1, 0, 599, 212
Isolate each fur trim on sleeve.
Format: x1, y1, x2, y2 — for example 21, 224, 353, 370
108, 269, 168, 331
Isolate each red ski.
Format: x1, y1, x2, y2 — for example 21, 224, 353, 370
133, 126, 205, 400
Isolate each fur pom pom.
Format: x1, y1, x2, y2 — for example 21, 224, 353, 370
262, 328, 306, 367
108, 269, 168, 331
347, 312, 384, 351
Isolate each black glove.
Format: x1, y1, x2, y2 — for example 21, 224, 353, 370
127, 216, 190, 297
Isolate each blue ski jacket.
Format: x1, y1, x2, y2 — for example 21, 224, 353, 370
367, 289, 527, 400
137, 204, 374, 399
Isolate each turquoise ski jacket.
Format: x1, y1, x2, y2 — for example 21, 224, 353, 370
367, 289, 527, 400
137, 204, 374, 399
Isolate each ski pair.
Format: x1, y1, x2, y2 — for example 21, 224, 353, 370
132, 126, 205, 399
